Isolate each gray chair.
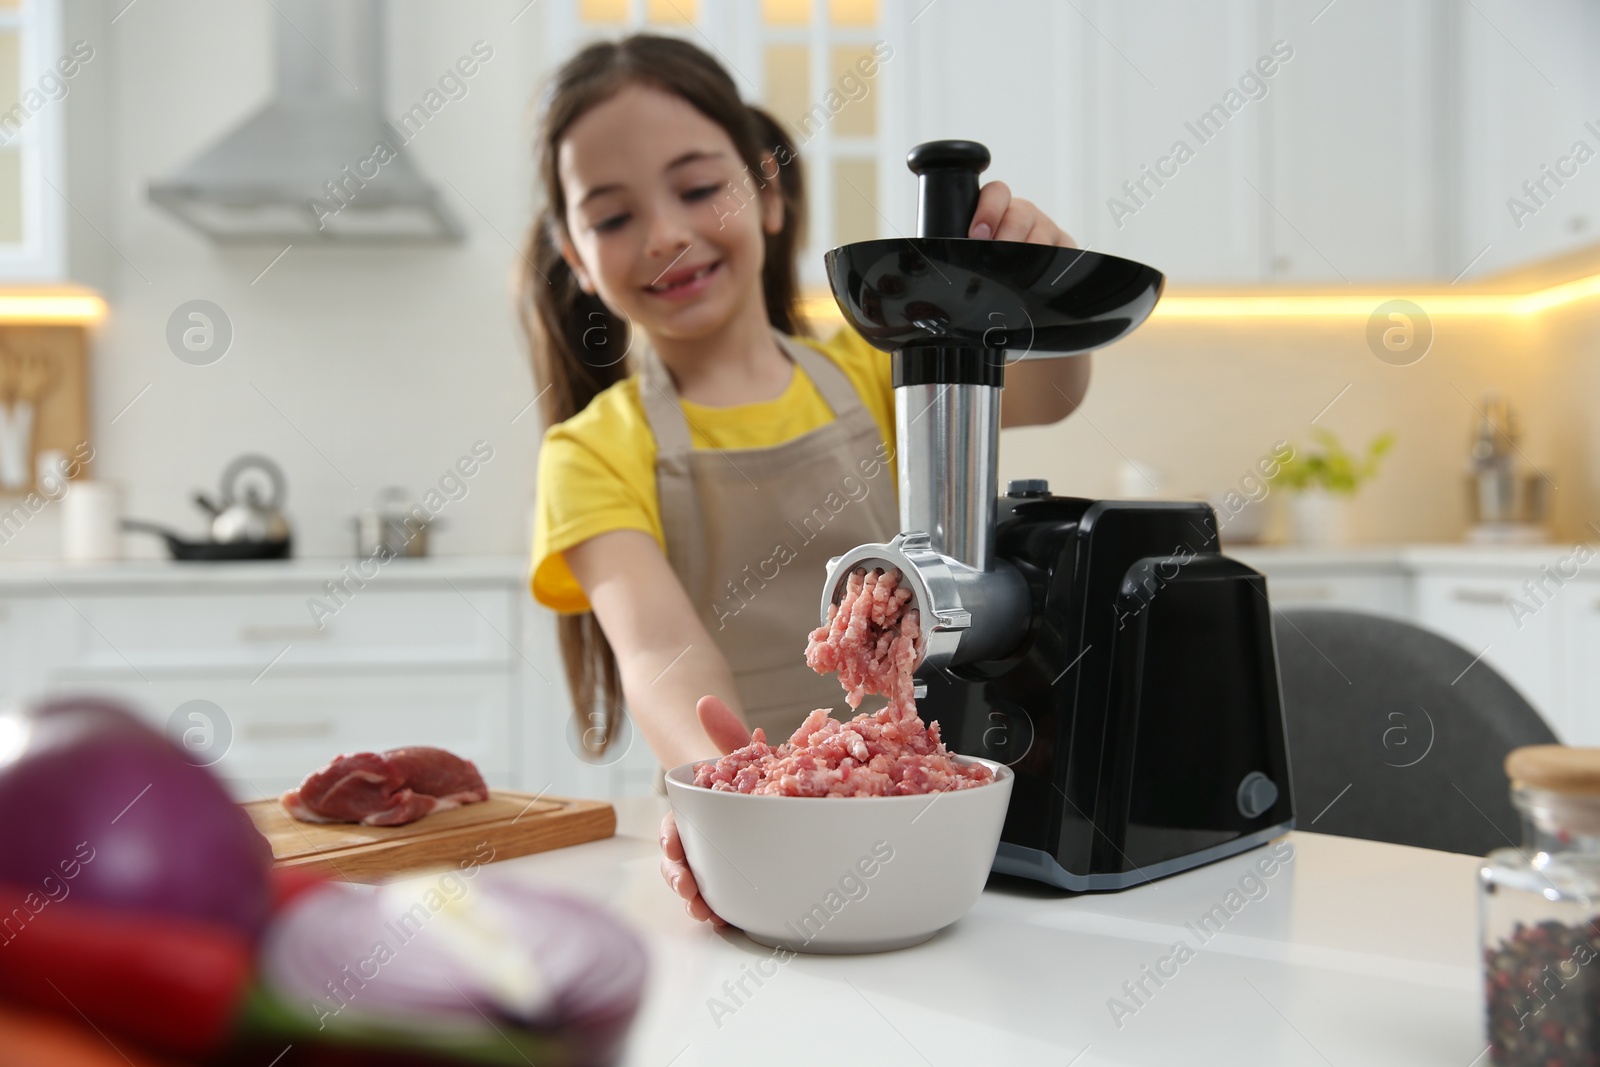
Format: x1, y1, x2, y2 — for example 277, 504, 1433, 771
1271, 606, 1558, 856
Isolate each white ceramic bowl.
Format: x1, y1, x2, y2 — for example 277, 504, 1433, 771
665, 757, 1013, 954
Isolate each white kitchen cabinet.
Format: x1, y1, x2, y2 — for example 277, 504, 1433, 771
25, 576, 525, 800
1453, 0, 1600, 278
0, 592, 67, 701
1257, 569, 1412, 619
47, 587, 517, 675
1262, 0, 1448, 281
896, 0, 1073, 234
0, 597, 18, 700
1067, 0, 1592, 282
1233, 547, 1413, 618
1415, 571, 1564, 734
0, 558, 668, 803
62, 671, 518, 802
540, 0, 1600, 284
912, 0, 1454, 283
1237, 546, 1599, 740
1072, 0, 1268, 282
1058, 0, 1462, 282
1064, 0, 1600, 282
1563, 585, 1600, 745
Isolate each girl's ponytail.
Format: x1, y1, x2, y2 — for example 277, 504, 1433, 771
744, 102, 809, 338
520, 216, 629, 759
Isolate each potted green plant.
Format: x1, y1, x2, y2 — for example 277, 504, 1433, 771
1268, 429, 1395, 545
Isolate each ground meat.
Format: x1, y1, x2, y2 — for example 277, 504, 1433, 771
694, 567, 994, 797
692, 706, 994, 797
804, 566, 921, 721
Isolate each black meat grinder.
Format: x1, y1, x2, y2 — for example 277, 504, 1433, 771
819, 140, 1294, 891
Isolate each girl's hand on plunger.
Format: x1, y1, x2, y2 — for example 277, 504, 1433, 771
660, 695, 750, 926
968, 180, 1079, 249
970, 183, 1092, 424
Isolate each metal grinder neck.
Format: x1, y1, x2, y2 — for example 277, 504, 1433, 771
899, 140, 1004, 573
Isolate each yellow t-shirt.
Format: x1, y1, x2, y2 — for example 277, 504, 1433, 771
529, 325, 897, 614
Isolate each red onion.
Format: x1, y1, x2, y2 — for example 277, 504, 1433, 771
260, 871, 647, 1067
0, 695, 273, 938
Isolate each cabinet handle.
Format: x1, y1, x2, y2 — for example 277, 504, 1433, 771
1452, 588, 1511, 607
242, 720, 334, 740
238, 624, 329, 642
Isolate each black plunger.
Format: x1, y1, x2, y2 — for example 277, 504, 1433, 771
907, 140, 990, 240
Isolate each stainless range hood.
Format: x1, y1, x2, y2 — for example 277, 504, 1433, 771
148, 0, 462, 243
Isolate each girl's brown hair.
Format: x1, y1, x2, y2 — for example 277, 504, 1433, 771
519, 34, 809, 758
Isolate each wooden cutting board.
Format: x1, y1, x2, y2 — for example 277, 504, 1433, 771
243, 791, 616, 884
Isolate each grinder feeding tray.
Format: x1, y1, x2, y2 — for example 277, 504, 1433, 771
820, 140, 1294, 891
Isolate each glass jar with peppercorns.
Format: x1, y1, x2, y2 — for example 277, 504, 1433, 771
1482, 745, 1600, 1067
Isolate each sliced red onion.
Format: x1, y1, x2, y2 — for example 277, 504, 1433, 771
260, 869, 648, 1067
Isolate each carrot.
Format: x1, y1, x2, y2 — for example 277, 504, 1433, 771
0, 1001, 178, 1067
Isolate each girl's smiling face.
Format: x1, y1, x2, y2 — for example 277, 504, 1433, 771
556, 83, 784, 342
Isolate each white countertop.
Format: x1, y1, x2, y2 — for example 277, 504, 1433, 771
501, 797, 1487, 1067
0, 544, 1583, 592
1233, 541, 1594, 572
0, 554, 531, 591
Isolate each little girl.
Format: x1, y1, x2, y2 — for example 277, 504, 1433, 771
521, 33, 1090, 925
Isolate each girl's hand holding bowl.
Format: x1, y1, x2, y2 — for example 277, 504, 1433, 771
659, 695, 748, 926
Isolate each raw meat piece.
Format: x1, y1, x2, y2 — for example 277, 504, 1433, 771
694, 566, 995, 797
282, 746, 489, 826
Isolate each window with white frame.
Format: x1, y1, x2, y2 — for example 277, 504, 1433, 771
754, 0, 887, 286
545, 0, 901, 297
0, 0, 64, 279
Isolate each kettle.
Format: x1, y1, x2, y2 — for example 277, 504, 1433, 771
193, 454, 291, 543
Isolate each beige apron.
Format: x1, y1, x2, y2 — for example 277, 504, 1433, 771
637, 326, 900, 761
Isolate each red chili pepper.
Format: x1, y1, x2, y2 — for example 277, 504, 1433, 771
269, 864, 335, 916
0, 882, 250, 1057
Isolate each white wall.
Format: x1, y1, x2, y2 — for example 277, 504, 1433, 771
999, 311, 1578, 546
2, 0, 552, 560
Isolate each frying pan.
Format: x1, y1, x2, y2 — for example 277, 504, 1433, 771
120, 519, 291, 561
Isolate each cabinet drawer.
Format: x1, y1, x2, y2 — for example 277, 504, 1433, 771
1414, 574, 1562, 734
54, 588, 516, 673
1563, 589, 1600, 745
41, 671, 517, 801
1264, 574, 1409, 619
0, 596, 74, 702
0, 601, 15, 702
